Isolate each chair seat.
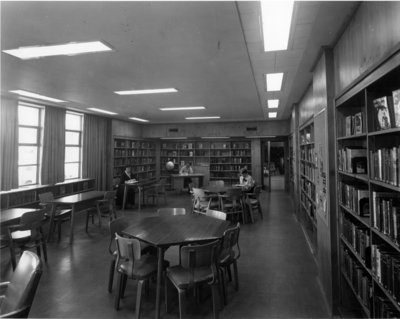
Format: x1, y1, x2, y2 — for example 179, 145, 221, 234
10, 230, 31, 241
55, 209, 71, 218
118, 255, 169, 279
167, 266, 213, 288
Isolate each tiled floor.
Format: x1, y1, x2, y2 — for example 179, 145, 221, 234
1, 189, 330, 318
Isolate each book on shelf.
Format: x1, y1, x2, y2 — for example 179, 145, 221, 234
373, 96, 392, 131
370, 146, 400, 186
372, 192, 400, 244
374, 295, 400, 318
392, 89, 400, 128
339, 181, 369, 217
344, 112, 363, 136
338, 147, 367, 174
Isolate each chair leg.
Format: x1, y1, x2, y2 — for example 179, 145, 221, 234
57, 220, 62, 241
258, 205, 263, 219
97, 210, 102, 228
233, 261, 239, 291
136, 279, 144, 319
85, 213, 90, 233
41, 239, 48, 263
121, 274, 128, 298
247, 204, 255, 224
211, 283, 220, 319
108, 258, 116, 293
164, 275, 170, 313
226, 265, 232, 282
9, 242, 17, 270
178, 288, 186, 319
114, 273, 123, 310
218, 267, 227, 307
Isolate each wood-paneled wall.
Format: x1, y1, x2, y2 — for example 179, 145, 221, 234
298, 84, 314, 126
334, 2, 400, 96
112, 119, 142, 138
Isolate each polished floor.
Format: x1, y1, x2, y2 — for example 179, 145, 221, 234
1, 188, 330, 318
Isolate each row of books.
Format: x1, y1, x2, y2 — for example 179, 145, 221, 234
374, 296, 400, 318
371, 245, 400, 304
372, 192, 400, 245
344, 112, 363, 136
210, 165, 245, 172
300, 147, 314, 162
300, 162, 315, 182
301, 193, 316, 218
338, 147, 368, 174
342, 217, 370, 262
114, 158, 155, 166
114, 149, 155, 157
338, 182, 369, 217
369, 146, 400, 187
300, 131, 312, 144
342, 249, 371, 310
115, 140, 155, 149
300, 178, 315, 200
372, 89, 400, 131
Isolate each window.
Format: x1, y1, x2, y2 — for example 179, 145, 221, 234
65, 112, 83, 180
18, 104, 43, 186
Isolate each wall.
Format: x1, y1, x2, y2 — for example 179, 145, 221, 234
298, 85, 315, 127
334, 2, 400, 96
111, 119, 142, 138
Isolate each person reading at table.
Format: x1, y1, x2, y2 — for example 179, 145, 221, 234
179, 162, 193, 193
116, 167, 136, 208
241, 169, 255, 193
238, 165, 248, 184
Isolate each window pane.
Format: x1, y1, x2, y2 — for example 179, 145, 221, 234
65, 163, 79, 179
18, 165, 37, 186
66, 113, 82, 130
19, 106, 39, 126
65, 147, 80, 162
18, 146, 38, 165
65, 131, 80, 145
19, 127, 37, 144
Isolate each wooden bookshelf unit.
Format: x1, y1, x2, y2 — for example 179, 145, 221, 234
335, 53, 400, 318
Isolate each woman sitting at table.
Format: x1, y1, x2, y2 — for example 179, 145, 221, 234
241, 169, 255, 193
116, 166, 136, 208
179, 162, 193, 193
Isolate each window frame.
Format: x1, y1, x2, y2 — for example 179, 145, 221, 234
64, 112, 83, 180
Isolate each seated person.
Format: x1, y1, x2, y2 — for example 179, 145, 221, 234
116, 166, 136, 208
179, 162, 193, 193
238, 165, 248, 184
241, 169, 255, 193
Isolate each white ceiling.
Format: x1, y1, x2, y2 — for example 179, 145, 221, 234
1, 1, 358, 124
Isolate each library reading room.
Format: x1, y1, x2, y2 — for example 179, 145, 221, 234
1, 1, 400, 318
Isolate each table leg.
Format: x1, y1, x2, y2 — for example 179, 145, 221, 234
138, 186, 142, 212
69, 205, 75, 244
47, 203, 56, 242
155, 247, 164, 319
122, 185, 127, 210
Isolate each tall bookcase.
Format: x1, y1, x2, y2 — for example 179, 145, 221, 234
336, 55, 400, 318
289, 133, 295, 191
113, 137, 156, 183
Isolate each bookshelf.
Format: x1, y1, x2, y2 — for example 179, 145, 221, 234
335, 56, 400, 317
0, 178, 95, 209
299, 120, 317, 253
289, 133, 294, 189
113, 137, 156, 184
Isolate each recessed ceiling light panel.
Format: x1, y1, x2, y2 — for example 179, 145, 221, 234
3, 41, 112, 60
160, 106, 205, 111
115, 88, 178, 95
185, 116, 221, 120
9, 90, 65, 103
267, 99, 279, 109
87, 108, 117, 115
265, 73, 284, 92
129, 117, 149, 122
268, 112, 278, 118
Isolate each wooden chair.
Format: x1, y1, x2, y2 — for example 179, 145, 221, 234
157, 208, 186, 216
7, 210, 47, 270
114, 234, 169, 319
245, 185, 263, 222
218, 223, 240, 306
38, 192, 71, 241
86, 191, 117, 232
192, 188, 214, 214
145, 179, 167, 206
0, 251, 42, 318
165, 240, 221, 319
219, 188, 245, 223
205, 209, 227, 221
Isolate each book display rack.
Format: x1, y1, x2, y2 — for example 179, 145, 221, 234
113, 137, 156, 183
336, 55, 400, 318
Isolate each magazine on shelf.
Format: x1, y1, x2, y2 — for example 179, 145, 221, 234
373, 96, 391, 130
392, 89, 400, 128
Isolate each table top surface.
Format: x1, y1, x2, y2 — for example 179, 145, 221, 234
122, 214, 231, 247
170, 174, 205, 178
44, 190, 105, 204
0, 208, 41, 225
204, 185, 243, 194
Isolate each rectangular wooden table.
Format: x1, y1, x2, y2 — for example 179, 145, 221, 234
122, 179, 157, 211
123, 214, 231, 319
170, 173, 204, 191
0, 208, 41, 227
44, 190, 105, 243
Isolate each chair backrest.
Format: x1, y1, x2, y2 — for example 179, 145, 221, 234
180, 240, 220, 270
205, 209, 227, 221
115, 233, 142, 262
18, 210, 45, 233
157, 208, 186, 216
208, 180, 224, 188
0, 251, 42, 318
38, 192, 54, 202
192, 188, 206, 199
108, 217, 131, 255
220, 223, 241, 261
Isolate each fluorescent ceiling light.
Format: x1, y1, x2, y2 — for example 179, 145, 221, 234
267, 99, 279, 109
265, 73, 284, 91
201, 137, 230, 139
9, 90, 65, 103
246, 135, 276, 139
185, 116, 221, 120
160, 106, 205, 111
3, 41, 112, 60
115, 88, 178, 95
87, 108, 117, 115
261, 1, 294, 52
268, 112, 278, 118
129, 117, 149, 122
160, 137, 187, 140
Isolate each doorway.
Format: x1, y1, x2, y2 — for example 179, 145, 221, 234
262, 140, 288, 191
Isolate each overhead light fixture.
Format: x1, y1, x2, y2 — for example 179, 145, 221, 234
201, 137, 230, 139
115, 88, 178, 95
129, 117, 149, 122
87, 108, 117, 115
268, 112, 278, 118
185, 116, 221, 120
9, 90, 65, 103
261, 1, 294, 52
246, 135, 276, 139
267, 99, 279, 109
160, 137, 187, 140
160, 106, 205, 111
265, 73, 284, 91
3, 41, 112, 60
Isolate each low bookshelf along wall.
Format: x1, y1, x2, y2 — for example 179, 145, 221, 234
335, 53, 400, 318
